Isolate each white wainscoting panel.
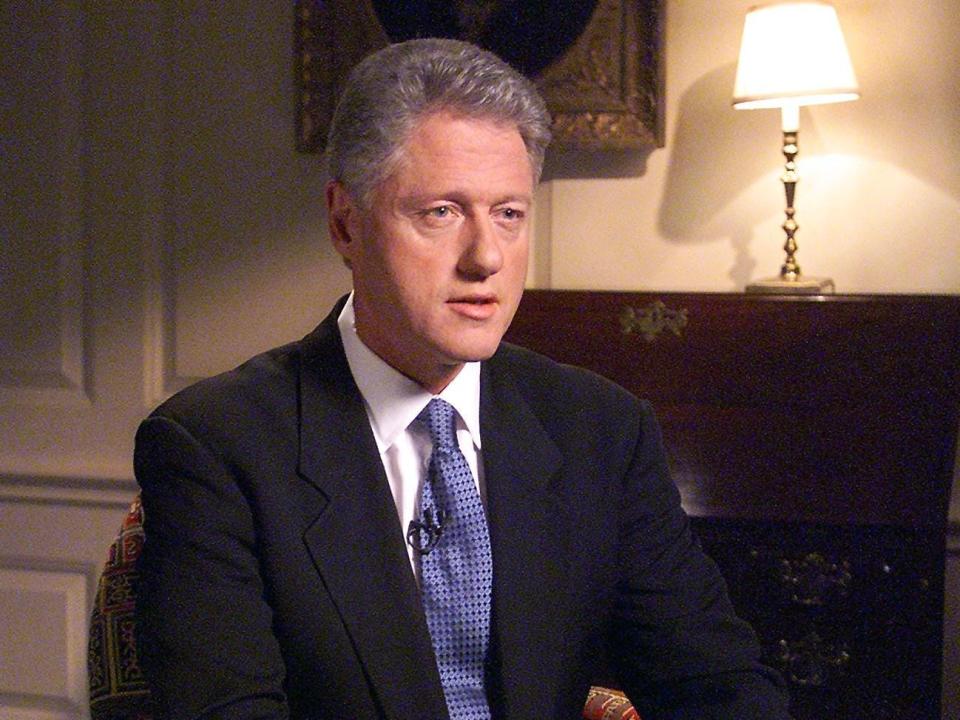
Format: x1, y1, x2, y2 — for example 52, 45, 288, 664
0, 494, 131, 720
0, 565, 90, 715
0, 2, 86, 409
0, 707, 81, 720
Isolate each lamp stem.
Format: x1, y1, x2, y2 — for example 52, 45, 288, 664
780, 130, 800, 280
744, 125, 834, 294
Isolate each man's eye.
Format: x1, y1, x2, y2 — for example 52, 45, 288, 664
500, 207, 525, 221
427, 206, 453, 218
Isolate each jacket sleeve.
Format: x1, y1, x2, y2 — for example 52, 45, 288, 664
134, 413, 289, 720
609, 401, 793, 720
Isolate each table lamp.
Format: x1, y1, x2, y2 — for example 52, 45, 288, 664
732, 1, 859, 293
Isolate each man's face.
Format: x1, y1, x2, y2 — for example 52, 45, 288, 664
328, 111, 533, 392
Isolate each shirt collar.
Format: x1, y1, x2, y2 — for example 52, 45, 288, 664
337, 293, 482, 453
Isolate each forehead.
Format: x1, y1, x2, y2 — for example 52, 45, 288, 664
381, 111, 533, 199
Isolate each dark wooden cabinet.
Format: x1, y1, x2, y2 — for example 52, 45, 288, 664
505, 291, 960, 720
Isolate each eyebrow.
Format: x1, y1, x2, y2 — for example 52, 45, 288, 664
400, 190, 532, 209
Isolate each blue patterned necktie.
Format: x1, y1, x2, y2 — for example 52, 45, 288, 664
414, 398, 493, 720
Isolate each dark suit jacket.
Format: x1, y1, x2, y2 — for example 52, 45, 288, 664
135, 301, 791, 719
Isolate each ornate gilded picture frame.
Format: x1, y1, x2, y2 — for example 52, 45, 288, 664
294, 0, 663, 153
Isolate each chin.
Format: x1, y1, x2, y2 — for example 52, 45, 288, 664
438, 337, 503, 364
425, 318, 513, 363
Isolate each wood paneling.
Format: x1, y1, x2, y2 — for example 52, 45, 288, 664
0, 567, 89, 707
0, 2, 85, 406
0, 565, 90, 712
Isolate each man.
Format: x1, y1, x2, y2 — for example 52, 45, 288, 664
135, 39, 791, 719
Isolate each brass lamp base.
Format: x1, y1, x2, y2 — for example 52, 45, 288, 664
746, 275, 835, 294
747, 128, 836, 296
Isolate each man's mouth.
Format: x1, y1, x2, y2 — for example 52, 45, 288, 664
448, 295, 498, 320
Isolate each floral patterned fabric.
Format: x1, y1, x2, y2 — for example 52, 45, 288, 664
88, 495, 154, 720
583, 686, 641, 720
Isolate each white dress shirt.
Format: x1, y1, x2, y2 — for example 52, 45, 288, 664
337, 293, 485, 577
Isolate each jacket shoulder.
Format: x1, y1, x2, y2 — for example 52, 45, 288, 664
493, 341, 640, 405
146, 339, 302, 435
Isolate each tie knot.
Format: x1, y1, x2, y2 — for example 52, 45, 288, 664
419, 398, 458, 452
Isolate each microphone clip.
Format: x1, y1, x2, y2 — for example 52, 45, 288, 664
407, 508, 445, 555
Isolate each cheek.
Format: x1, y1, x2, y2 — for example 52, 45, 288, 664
504, 241, 530, 280
384, 255, 441, 313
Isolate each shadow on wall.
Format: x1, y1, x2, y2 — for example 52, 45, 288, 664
542, 146, 655, 180
654, 63, 868, 288
657, 63, 773, 288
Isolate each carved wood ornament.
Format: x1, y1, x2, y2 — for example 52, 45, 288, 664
294, 0, 663, 153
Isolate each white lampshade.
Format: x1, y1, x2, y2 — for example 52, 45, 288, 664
732, 1, 859, 110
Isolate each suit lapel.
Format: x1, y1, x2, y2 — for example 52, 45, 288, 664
480, 357, 572, 719
292, 312, 573, 719
295, 308, 449, 720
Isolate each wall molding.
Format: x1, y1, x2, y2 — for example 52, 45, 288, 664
0, 1, 88, 408
140, 5, 202, 408
0, 560, 95, 716
142, 232, 203, 407
0, 696, 81, 720
0, 474, 136, 510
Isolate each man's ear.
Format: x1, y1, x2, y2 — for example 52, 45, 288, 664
326, 180, 361, 267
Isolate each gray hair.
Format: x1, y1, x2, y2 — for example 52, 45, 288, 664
326, 38, 552, 205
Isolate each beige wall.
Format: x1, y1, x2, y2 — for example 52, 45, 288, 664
539, 1, 960, 294
1, 2, 956, 718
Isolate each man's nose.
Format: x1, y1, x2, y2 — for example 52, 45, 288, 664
458, 217, 504, 278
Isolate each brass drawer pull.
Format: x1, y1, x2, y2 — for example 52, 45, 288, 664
776, 632, 850, 686
778, 553, 852, 606
619, 301, 688, 343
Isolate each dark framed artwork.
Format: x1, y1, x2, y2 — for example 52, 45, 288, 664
294, 0, 663, 153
